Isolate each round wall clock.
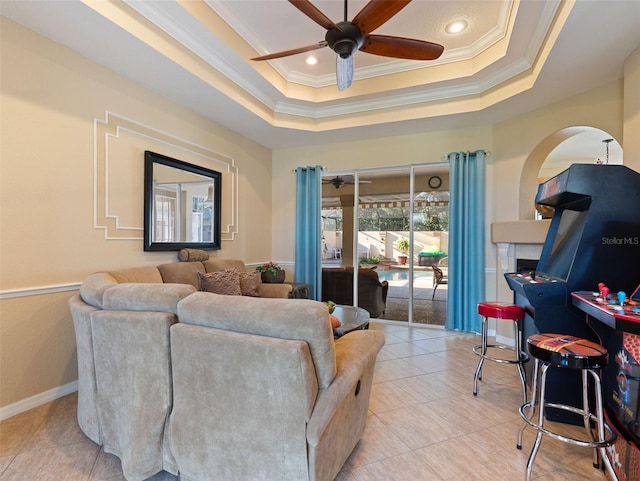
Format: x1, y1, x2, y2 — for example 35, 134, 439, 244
428, 176, 442, 189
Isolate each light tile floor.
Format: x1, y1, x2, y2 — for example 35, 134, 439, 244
0, 322, 608, 480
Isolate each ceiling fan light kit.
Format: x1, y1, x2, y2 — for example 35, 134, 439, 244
251, 0, 444, 90
337, 55, 354, 91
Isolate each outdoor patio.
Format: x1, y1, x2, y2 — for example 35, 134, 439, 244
379, 269, 447, 325
321, 262, 448, 325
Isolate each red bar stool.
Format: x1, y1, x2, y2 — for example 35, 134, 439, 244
473, 302, 528, 403
517, 333, 616, 481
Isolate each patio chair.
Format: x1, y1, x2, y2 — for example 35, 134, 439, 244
432, 265, 448, 300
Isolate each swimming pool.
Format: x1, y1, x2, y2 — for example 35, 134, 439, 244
376, 269, 433, 282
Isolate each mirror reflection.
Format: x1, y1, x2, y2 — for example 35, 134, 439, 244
144, 151, 221, 251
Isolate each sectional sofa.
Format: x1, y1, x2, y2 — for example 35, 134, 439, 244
68, 258, 384, 481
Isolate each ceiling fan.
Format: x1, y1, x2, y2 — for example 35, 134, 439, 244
323, 175, 372, 189
251, 0, 444, 90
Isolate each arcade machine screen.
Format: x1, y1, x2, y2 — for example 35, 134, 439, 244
540, 209, 588, 280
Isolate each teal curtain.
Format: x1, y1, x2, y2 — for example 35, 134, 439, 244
295, 166, 323, 300
446, 151, 486, 333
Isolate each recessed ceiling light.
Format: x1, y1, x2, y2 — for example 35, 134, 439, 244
445, 20, 468, 34
306, 56, 318, 65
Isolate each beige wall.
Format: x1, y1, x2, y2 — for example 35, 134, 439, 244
624, 46, 640, 169
0, 18, 273, 410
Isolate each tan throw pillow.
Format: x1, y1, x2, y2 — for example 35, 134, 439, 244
178, 248, 209, 262
239, 270, 261, 297
198, 270, 241, 296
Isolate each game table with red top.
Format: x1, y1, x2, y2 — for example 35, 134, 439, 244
571, 290, 640, 334
571, 287, 640, 481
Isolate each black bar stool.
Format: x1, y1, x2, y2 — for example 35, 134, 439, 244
473, 302, 528, 403
517, 333, 616, 481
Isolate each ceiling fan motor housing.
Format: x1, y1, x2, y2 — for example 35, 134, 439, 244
332, 177, 344, 188
326, 22, 364, 58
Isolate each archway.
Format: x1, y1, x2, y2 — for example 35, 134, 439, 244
518, 127, 622, 220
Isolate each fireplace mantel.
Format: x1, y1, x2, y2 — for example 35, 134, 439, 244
491, 220, 551, 245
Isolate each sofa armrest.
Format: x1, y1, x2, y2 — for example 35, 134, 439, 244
257, 283, 293, 298
306, 329, 384, 446
80, 272, 118, 309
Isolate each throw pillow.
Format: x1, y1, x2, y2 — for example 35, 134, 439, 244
198, 270, 241, 296
178, 248, 209, 262
239, 270, 261, 297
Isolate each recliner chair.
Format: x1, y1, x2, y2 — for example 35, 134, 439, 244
169, 293, 384, 481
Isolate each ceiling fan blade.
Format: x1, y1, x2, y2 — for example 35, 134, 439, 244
336, 54, 354, 90
289, 0, 343, 31
323, 175, 373, 188
352, 0, 411, 36
251, 41, 327, 61
344, 180, 373, 185
360, 35, 444, 60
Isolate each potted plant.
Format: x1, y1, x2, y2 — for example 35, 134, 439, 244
358, 255, 380, 268
256, 261, 285, 283
395, 237, 410, 265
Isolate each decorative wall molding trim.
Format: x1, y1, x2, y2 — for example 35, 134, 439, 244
0, 264, 298, 299
93, 111, 239, 241
0, 283, 81, 300
0, 381, 78, 421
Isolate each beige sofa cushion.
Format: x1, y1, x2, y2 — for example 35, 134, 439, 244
257, 283, 293, 298
157, 262, 205, 288
109, 266, 164, 284
177, 293, 336, 389
203, 258, 246, 273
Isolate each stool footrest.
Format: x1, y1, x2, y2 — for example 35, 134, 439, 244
473, 344, 529, 364
519, 402, 616, 449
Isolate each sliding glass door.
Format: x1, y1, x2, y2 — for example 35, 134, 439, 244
321, 164, 449, 326
409, 165, 449, 326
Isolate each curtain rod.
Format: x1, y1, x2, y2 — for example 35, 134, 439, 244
291, 166, 327, 173
292, 153, 493, 171
441, 151, 491, 161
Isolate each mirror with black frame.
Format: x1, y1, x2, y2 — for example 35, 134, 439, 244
144, 151, 221, 251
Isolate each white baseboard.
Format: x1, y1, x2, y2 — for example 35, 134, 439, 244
0, 381, 78, 421
496, 333, 515, 347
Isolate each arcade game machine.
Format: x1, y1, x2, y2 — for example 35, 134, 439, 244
505, 164, 640, 424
